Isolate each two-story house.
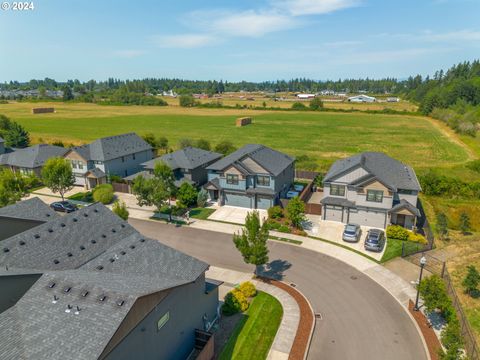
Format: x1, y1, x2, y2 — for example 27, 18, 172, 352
64, 133, 153, 189
129, 146, 223, 187
0, 144, 69, 177
321, 152, 422, 229
204, 144, 295, 209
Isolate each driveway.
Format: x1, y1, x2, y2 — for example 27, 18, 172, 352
208, 205, 267, 224
304, 217, 385, 261
129, 219, 427, 360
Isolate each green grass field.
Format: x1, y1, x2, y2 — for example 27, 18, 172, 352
0, 102, 471, 172
219, 291, 283, 360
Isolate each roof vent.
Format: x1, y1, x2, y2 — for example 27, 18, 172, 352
73, 218, 78, 222
111, 229, 116, 233
101, 234, 107, 238
46, 213, 51, 217
60, 223, 66, 227
130, 245, 135, 249
83, 213, 88, 217
109, 258, 115, 263
19, 241, 25, 246
140, 238, 145, 243
74, 306, 81, 315
96, 265, 104, 271
48, 228, 53, 233
52, 295, 58, 304
121, 224, 126, 228
67, 252, 73, 257
3, 247, 10, 253
120, 251, 126, 255
93, 209, 98, 213
98, 295, 107, 302
34, 234, 40, 239
116, 299, 125, 307
53, 259, 60, 264
91, 240, 97, 244
81, 290, 89, 297
64, 286, 71, 293
65, 304, 73, 313
48, 282, 56, 288
80, 245, 86, 250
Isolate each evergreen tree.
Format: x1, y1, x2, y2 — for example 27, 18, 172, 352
4, 121, 30, 148
459, 212, 471, 234
462, 265, 480, 296
436, 212, 449, 240
62, 85, 74, 101
286, 197, 306, 228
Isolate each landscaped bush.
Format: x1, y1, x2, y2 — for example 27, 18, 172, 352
92, 184, 114, 204
277, 225, 291, 233
222, 289, 249, 315
238, 282, 257, 298
386, 225, 409, 241
408, 232, 428, 244
268, 206, 284, 219
112, 200, 129, 220
266, 220, 281, 230
176, 182, 198, 207
197, 188, 208, 208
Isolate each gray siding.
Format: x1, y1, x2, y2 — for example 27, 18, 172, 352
104, 149, 153, 178
105, 275, 218, 360
274, 163, 294, 196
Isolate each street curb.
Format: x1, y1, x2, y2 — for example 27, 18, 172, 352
298, 284, 316, 360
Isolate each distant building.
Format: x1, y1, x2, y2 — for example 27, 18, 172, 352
161, 89, 177, 97
347, 94, 376, 103
296, 93, 316, 99
387, 97, 400, 102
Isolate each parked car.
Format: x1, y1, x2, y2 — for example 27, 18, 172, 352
286, 190, 299, 199
50, 201, 77, 213
342, 223, 361, 242
364, 229, 386, 252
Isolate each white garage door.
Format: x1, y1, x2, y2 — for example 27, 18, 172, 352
324, 206, 344, 222
348, 209, 386, 228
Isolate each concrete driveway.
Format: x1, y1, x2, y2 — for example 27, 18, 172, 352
303, 217, 385, 261
208, 205, 267, 224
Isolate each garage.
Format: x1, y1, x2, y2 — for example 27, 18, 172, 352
324, 205, 344, 222
256, 196, 272, 210
348, 208, 386, 228
224, 192, 252, 208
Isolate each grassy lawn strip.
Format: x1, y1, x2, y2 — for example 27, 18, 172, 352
219, 291, 283, 360
381, 238, 404, 263
308, 235, 379, 263
269, 235, 302, 245
189, 207, 216, 220
28, 185, 45, 193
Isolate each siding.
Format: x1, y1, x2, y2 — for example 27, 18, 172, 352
332, 166, 368, 183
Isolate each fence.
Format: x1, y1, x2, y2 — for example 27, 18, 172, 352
401, 199, 434, 257
406, 252, 479, 359
112, 182, 130, 193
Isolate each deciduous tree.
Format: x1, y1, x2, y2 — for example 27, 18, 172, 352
41, 157, 75, 201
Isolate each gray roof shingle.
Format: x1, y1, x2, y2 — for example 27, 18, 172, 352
324, 152, 421, 191
142, 147, 222, 171
0, 202, 208, 359
0, 197, 58, 222
0, 144, 68, 168
389, 199, 420, 217
70, 133, 152, 162
207, 144, 294, 176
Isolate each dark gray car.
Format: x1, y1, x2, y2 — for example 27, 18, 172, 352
342, 223, 361, 242
364, 229, 386, 252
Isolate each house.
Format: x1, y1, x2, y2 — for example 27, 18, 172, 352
64, 133, 153, 189
387, 97, 400, 102
347, 94, 376, 103
296, 93, 316, 99
0, 136, 4, 155
0, 201, 219, 360
126, 146, 222, 188
0, 144, 69, 176
204, 144, 295, 209
321, 152, 422, 229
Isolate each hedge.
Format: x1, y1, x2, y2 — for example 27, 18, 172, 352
92, 184, 114, 204
222, 289, 249, 315
238, 282, 257, 298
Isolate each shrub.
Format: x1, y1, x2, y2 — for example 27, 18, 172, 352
408, 232, 428, 244
419, 275, 453, 320
266, 220, 281, 230
179, 94, 197, 107
92, 184, 114, 204
440, 318, 463, 358
109, 175, 125, 183
176, 182, 198, 207
268, 205, 284, 219
278, 225, 291, 233
309, 97, 324, 110
386, 225, 409, 241
238, 281, 257, 298
112, 200, 129, 220
222, 289, 249, 315
286, 197, 306, 228
291, 102, 307, 110
197, 188, 208, 208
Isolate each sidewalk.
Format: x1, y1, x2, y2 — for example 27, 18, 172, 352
206, 266, 300, 360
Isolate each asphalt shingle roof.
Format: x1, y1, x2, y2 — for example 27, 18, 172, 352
0, 197, 58, 222
70, 133, 152, 162
207, 144, 294, 176
324, 152, 421, 191
0, 144, 68, 168
142, 147, 222, 171
0, 202, 208, 360
389, 199, 421, 217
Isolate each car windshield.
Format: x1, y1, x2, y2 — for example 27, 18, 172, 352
344, 225, 357, 234
367, 232, 380, 243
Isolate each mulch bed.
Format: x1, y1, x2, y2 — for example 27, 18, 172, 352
408, 300, 442, 360
259, 277, 314, 360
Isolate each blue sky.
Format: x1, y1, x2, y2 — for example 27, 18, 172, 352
1, 0, 479, 82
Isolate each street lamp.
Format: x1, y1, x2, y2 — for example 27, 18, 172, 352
414, 255, 427, 311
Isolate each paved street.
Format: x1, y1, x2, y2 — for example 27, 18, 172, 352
129, 219, 428, 360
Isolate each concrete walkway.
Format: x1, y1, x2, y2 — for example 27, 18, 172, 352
206, 266, 300, 360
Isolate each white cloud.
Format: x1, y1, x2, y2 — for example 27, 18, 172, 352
420, 29, 480, 42
273, 0, 360, 16
114, 50, 145, 58
151, 34, 218, 49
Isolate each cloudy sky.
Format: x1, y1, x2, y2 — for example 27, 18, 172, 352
1, 0, 479, 81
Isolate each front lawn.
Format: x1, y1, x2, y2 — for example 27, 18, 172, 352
219, 291, 283, 360
68, 191, 93, 202
189, 207, 216, 220
381, 238, 403, 263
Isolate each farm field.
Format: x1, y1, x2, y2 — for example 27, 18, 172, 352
0, 101, 468, 172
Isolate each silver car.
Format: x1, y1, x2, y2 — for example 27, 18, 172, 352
342, 223, 361, 242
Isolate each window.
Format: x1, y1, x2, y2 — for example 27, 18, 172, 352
398, 189, 416, 195
132, 154, 136, 160
367, 190, 383, 202
94, 161, 103, 165
121, 156, 125, 163
157, 312, 170, 331
78, 162, 84, 170
226, 174, 239, 185
330, 184, 345, 196
257, 175, 270, 187
71, 161, 77, 169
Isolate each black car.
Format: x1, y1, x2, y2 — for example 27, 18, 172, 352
50, 201, 77, 213
364, 229, 386, 252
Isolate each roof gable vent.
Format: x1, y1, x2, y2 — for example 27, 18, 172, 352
64, 286, 71, 293
116, 299, 125, 307
81, 290, 89, 297
98, 294, 107, 302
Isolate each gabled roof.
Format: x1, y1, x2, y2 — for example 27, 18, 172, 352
0, 144, 68, 168
0, 197, 58, 222
69, 133, 152, 162
388, 199, 420, 217
142, 147, 222, 171
324, 152, 421, 191
0, 202, 208, 360
207, 144, 294, 176
85, 167, 106, 178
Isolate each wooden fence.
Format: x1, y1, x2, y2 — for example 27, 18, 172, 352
194, 330, 214, 360
112, 182, 130, 193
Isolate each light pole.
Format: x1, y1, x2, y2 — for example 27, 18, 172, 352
414, 255, 427, 311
